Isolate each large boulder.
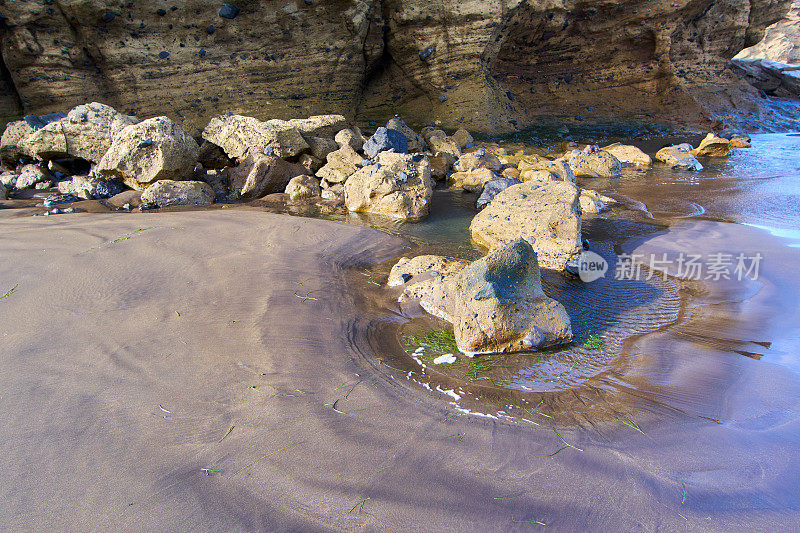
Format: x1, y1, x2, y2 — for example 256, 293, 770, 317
564, 150, 622, 178
24, 103, 138, 163
386, 117, 426, 152
202, 114, 310, 161
96, 116, 199, 190
602, 143, 652, 166
421, 239, 573, 354
362, 127, 409, 158
344, 152, 433, 220
15, 164, 52, 190
655, 146, 704, 170
0, 120, 34, 165
691, 133, 732, 157
226, 154, 310, 199
470, 181, 582, 271
316, 145, 364, 185
140, 180, 215, 207
285, 175, 321, 201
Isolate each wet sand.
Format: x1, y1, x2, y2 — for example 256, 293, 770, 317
3, 206, 800, 530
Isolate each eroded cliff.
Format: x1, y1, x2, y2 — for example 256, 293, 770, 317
0, 0, 792, 133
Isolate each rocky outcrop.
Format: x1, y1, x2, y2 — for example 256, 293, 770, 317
96, 116, 199, 190
731, 57, 800, 96
736, 0, 800, 64
344, 152, 432, 220
470, 181, 582, 271
140, 180, 215, 207
0, 1, 792, 134
419, 239, 573, 355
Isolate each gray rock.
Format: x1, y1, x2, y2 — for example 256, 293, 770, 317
362, 127, 408, 158
219, 3, 240, 19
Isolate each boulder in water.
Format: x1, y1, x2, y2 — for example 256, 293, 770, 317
470, 180, 582, 271
421, 239, 573, 354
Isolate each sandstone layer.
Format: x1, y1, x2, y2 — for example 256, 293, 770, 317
0, 0, 793, 134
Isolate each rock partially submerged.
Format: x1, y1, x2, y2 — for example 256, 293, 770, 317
420, 239, 572, 355
470, 181, 582, 271
344, 152, 432, 220
691, 133, 732, 157
388, 255, 471, 303
564, 149, 622, 178
96, 116, 199, 190
655, 146, 704, 170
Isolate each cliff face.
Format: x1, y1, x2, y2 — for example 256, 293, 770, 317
0, 0, 792, 134
737, 0, 800, 64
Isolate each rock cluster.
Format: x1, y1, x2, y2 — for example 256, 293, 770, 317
392, 240, 573, 355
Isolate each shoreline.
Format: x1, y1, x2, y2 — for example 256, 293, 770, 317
2, 204, 800, 529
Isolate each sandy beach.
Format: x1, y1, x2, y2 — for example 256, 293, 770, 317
2, 207, 799, 531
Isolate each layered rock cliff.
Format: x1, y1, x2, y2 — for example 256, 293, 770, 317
0, 0, 792, 134
737, 0, 800, 64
